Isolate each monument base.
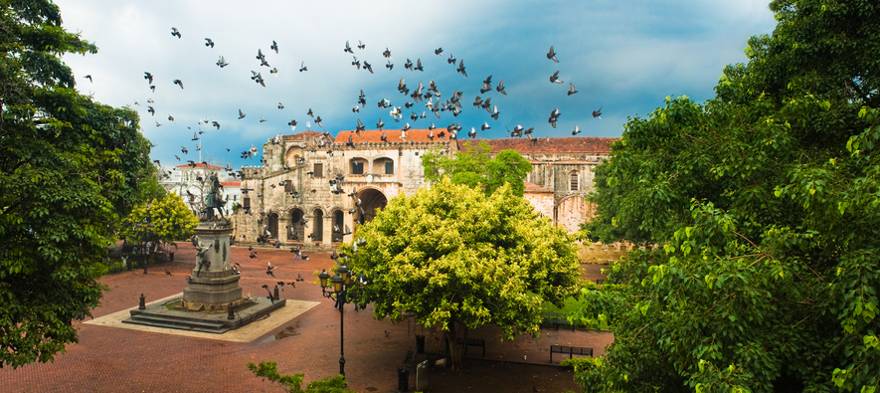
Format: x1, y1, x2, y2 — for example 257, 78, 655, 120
182, 270, 243, 311
124, 295, 286, 334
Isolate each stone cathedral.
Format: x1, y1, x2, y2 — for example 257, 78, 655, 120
231, 130, 615, 248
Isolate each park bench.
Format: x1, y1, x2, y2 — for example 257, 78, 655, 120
549, 345, 593, 363
456, 337, 486, 357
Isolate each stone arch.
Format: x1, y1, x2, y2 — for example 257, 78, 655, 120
349, 157, 368, 175
288, 207, 305, 241
331, 208, 345, 242
284, 147, 303, 168
311, 208, 324, 242
556, 195, 594, 233
267, 212, 279, 240
372, 157, 395, 175
355, 188, 388, 225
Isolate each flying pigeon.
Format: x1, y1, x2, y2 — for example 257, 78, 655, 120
547, 45, 559, 62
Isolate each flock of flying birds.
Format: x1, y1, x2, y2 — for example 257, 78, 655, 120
85, 26, 603, 179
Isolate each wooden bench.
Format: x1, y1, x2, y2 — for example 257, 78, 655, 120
550, 345, 593, 362
456, 337, 486, 357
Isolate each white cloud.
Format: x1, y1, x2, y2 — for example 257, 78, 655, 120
54, 0, 776, 162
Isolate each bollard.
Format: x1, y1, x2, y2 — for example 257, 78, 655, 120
274, 286, 280, 301
138, 293, 146, 310
397, 368, 409, 392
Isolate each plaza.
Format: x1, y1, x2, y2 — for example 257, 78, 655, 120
1, 243, 612, 392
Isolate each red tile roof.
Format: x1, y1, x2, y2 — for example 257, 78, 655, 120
282, 131, 326, 141
335, 129, 455, 144
460, 137, 617, 154
221, 181, 241, 187
175, 162, 224, 170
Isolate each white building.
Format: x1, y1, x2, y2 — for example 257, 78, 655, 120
160, 162, 229, 215
220, 180, 242, 214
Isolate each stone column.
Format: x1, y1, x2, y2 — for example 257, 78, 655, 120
279, 216, 289, 243
323, 213, 333, 247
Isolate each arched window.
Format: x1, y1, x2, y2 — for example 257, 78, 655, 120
570, 171, 579, 191
350, 158, 367, 175
372, 157, 394, 175
332, 210, 344, 242
289, 208, 305, 241
267, 213, 279, 239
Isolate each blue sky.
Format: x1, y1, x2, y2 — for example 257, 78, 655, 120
56, 0, 776, 169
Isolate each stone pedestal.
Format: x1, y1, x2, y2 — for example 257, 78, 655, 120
182, 222, 241, 311
125, 218, 286, 334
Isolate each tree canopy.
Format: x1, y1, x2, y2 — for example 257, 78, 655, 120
340, 177, 580, 367
422, 141, 532, 196
0, 0, 160, 367
122, 193, 198, 244
580, 0, 880, 391
121, 193, 198, 272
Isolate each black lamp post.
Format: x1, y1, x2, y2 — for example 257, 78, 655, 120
319, 264, 359, 377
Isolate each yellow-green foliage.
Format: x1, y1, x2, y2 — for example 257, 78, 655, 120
123, 193, 198, 244
342, 178, 580, 339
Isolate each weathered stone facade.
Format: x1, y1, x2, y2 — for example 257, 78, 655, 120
476, 137, 611, 233
231, 130, 614, 247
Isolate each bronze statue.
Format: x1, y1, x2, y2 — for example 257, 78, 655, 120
193, 235, 211, 276
204, 173, 225, 221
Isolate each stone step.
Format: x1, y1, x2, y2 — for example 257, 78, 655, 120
130, 308, 232, 324
125, 314, 227, 332
123, 318, 231, 333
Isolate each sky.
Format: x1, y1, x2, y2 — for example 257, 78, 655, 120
55, 0, 777, 170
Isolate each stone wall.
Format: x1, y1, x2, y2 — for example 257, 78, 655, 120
524, 191, 555, 221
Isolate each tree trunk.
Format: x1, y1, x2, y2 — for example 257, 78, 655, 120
445, 322, 463, 370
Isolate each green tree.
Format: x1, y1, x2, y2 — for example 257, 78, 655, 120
422, 141, 532, 196
0, 0, 158, 367
121, 193, 198, 274
248, 362, 354, 393
581, 0, 880, 391
341, 178, 580, 369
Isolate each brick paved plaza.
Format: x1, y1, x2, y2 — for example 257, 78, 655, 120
0, 244, 612, 392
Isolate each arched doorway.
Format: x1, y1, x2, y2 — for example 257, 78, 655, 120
556, 195, 594, 234
312, 209, 324, 242
355, 188, 388, 225
288, 208, 305, 241
267, 212, 279, 240
332, 209, 344, 242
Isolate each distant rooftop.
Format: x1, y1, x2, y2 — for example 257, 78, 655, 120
335, 129, 455, 144
175, 162, 224, 170
282, 131, 326, 141
462, 137, 617, 154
